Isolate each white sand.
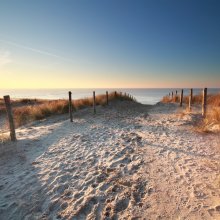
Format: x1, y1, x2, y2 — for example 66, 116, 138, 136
0, 101, 220, 220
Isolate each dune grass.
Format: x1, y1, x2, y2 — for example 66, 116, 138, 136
13, 100, 69, 127
0, 132, 10, 143
162, 92, 220, 132
0, 98, 5, 112
7, 91, 135, 128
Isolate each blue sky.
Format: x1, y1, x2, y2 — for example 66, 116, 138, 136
0, 0, 219, 88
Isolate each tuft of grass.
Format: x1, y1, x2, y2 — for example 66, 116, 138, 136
162, 92, 220, 132
161, 96, 171, 103
205, 107, 220, 126
73, 98, 93, 110
0, 99, 5, 112
207, 94, 220, 107
11, 91, 135, 127
0, 132, 10, 143
19, 98, 38, 104
161, 95, 179, 103
13, 100, 69, 127
192, 94, 220, 132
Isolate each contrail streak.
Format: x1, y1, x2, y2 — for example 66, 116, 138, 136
0, 39, 73, 63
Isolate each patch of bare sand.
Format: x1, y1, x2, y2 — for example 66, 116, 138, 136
0, 101, 219, 219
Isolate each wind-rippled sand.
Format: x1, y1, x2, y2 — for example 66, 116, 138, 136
0, 101, 220, 219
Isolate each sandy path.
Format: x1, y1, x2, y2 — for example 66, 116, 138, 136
0, 101, 220, 220
135, 104, 220, 219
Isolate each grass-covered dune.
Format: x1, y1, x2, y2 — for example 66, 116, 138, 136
1, 92, 135, 128
162, 92, 220, 132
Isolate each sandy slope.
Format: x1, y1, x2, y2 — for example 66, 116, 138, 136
0, 101, 220, 220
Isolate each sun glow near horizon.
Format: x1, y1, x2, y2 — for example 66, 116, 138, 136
0, 71, 218, 90
1, 48, 219, 89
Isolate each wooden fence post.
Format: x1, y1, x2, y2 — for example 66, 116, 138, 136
93, 91, 96, 114
106, 91, 108, 105
202, 88, 207, 117
189, 88, 193, 111
4, 95, 16, 141
175, 90, 178, 102
180, 89, 183, 107
68, 91, 73, 122
190, 88, 193, 103
172, 91, 173, 100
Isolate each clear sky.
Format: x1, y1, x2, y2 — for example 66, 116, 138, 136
0, 0, 219, 89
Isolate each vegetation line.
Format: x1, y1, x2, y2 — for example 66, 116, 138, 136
162, 93, 220, 132
1, 91, 135, 128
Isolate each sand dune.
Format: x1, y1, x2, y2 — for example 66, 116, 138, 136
0, 101, 220, 219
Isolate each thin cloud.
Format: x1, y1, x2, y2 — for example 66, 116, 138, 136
0, 39, 74, 63
0, 50, 12, 66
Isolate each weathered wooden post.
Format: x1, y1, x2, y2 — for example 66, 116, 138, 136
190, 88, 193, 103
93, 91, 96, 114
68, 91, 73, 122
175, 90, 178, 102
4, 95, 16, 141
202, 88, 207, 117
115, 91, 117, 97
172, 91, 173, 100
180, 89, 183, 107
189, 88, 193, 111
106, 91, 109, 105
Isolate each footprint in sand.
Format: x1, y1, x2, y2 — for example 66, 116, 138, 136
48, 199, 60, 212
53, 183, 69, 195
114, 198, 129, 212
96, 173, 109, 184
215, 205, 220, 212
72, 195, 99, 218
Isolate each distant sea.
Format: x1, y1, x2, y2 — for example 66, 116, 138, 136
0, 88, 219, 105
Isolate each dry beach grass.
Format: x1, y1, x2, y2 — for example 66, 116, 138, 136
162, 92, 220, 132
0, 92, 134, 129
